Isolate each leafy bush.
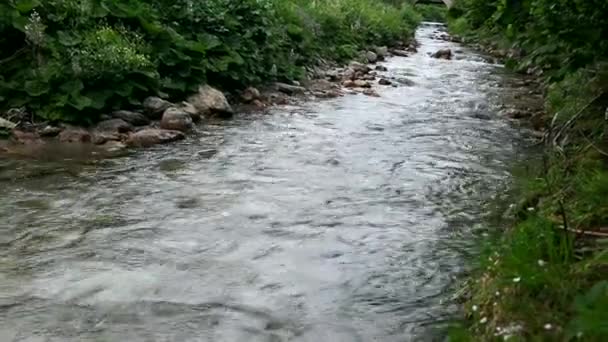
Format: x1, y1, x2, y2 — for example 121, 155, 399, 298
415, 4, 447, 22
0, 0, 420, 123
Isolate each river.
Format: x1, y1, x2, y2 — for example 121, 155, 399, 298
0, 23, 537, 341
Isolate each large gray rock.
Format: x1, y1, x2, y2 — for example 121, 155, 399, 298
58, 127, 91, 143
96, 119, 133, 134
112, 110, 150, 126
143, 97, 172, 119
126, 129, 185, 147
177, 101, 201, 122
432, 49, 452, 60
375, 46, 388, 58
366, 51, 378, 63
188, 85, 233, 118
348, 61, 371, 74
160, 107, 193, 132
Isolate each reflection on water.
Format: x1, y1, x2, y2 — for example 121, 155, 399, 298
0, 23, 536, 341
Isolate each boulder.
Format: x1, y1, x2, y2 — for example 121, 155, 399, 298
126, 129, 185, 147
354, 80, 371, 88
378, 78, 392, 86
361, 75, 376, 81
241, 87, 261, 103
188, 85, 233, 118
342, 80, 356, 88
112, 110, 150, 126
394, 77, 416, 86
160, 107, 193, 132
92, 132, 122, 145
11, 130, 41, 144
58, 127, 91, 143
0, 117, 17, 130
348, 61, 371, 74
275, 82, 306, 95
432, 49, 452, 60
39, 125, 62, 137
366, 51, 378, 63
96, 119, 133, 134
375, 46, 388, 58
391, 49, 409, 57
178, 101, 201, 122
142, 97, 172, 119
375, 65, 388, 72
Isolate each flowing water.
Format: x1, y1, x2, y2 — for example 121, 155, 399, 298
0, 23, 538, 341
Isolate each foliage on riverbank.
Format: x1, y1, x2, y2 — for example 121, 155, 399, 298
447, 0, 608, 340
0, 0, 420, 124
414, 4, 447, 22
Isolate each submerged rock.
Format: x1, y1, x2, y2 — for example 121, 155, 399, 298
126, 129, 185, 147
275, 82, 306, 95
59, 127, 91, 143
378, 78, 392, 86
375, 65, 388, 72
160, 107, 193, 132
362, 89, 380, 97
391, 49, 409, 57
11, 130, 42, 144
39, 125, 62, 137
143, 97, 172, 119
188, 85, 233, 118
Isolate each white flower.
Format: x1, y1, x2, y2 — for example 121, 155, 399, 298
527, 207, 535, 211
472, 305, 478, 312
538, 259, 547, 267
544, 323, 553, 330
495, 291, 501, 296
480, 317, 488, 324
513, 277, 521, 283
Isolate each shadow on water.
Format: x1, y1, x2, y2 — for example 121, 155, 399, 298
0, 23, 539, 341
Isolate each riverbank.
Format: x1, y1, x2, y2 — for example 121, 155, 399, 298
446, 1, 608, 340
0, 0, 421, 150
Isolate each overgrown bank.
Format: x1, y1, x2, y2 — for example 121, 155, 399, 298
0, 0, 420, 126
446, 0, 608, 340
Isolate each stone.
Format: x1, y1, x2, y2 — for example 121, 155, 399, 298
375, 65, 388, 72
407, 44, 418, 53
361, 75, 376, 81
92, 132, 122, 145
502, 108, 531, 119
432, 49, 452, 60
275, 82, 306, 95
39, 125, 62, 137
362, 89, 380, 97
142, 96, 172, 119
0, 117, 17, 130
241, 87, 261, 103
325, 70, 340, 82
354, 80, 371, 88
96, 119, 133, 134
188, 85, 234, 118
366, 51, 378, 63
375, 46, 388, 58
111, 110, 150, 126
58, 127, 91, 143
342, 80, 356, 88
11, 130, 41, 144
160, 107, 193, 132
378, 78, 392, 86
348, 61, 370, 74
391, 49, 409, 57
126, 129, 185, 147
101, 140, 127, 153
178, 101, 201, 122
394, 77, 416, 86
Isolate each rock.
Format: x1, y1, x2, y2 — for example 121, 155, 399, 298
96, 119, 133, 134
375, 46, 388, 58
348, 61, 371, 74
366, 51, 378, 63
178, 101, 201, 122
362, 89, 380, 97
407, 44, 418, 53
432, 49, 452, 60
11, 130, 42, 144
241, 87, 261, 103
502, 108, 531, 119
325, 70, 340, 82
269, 92, 290, 105
275, 82, 306, 95
126, 129, 185, 147
342, 80, 357, 88
310, 79, 338, 92
375, 65, 388, 72
0, 117, 17, 130
313, 89, 343, 98
112, 110, 150, 126
378, 78, 392, 86
361, 75, 376, 81
59, 127, 91, 143
354, 80, 371, 88
394, 77, 416, 86
252, 99, 267, 109
143, 97, 172, 119
391, 49, 409, 57
188, 85, 234, 118
92, 132, 121, 145
38, 125, 62, 137
292, 80, 301, 86
160, 107, 193, 132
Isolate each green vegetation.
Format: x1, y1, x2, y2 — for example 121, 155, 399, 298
0, 0, 421, 124
447, 0, 608, 340
415, 4, 447, 22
